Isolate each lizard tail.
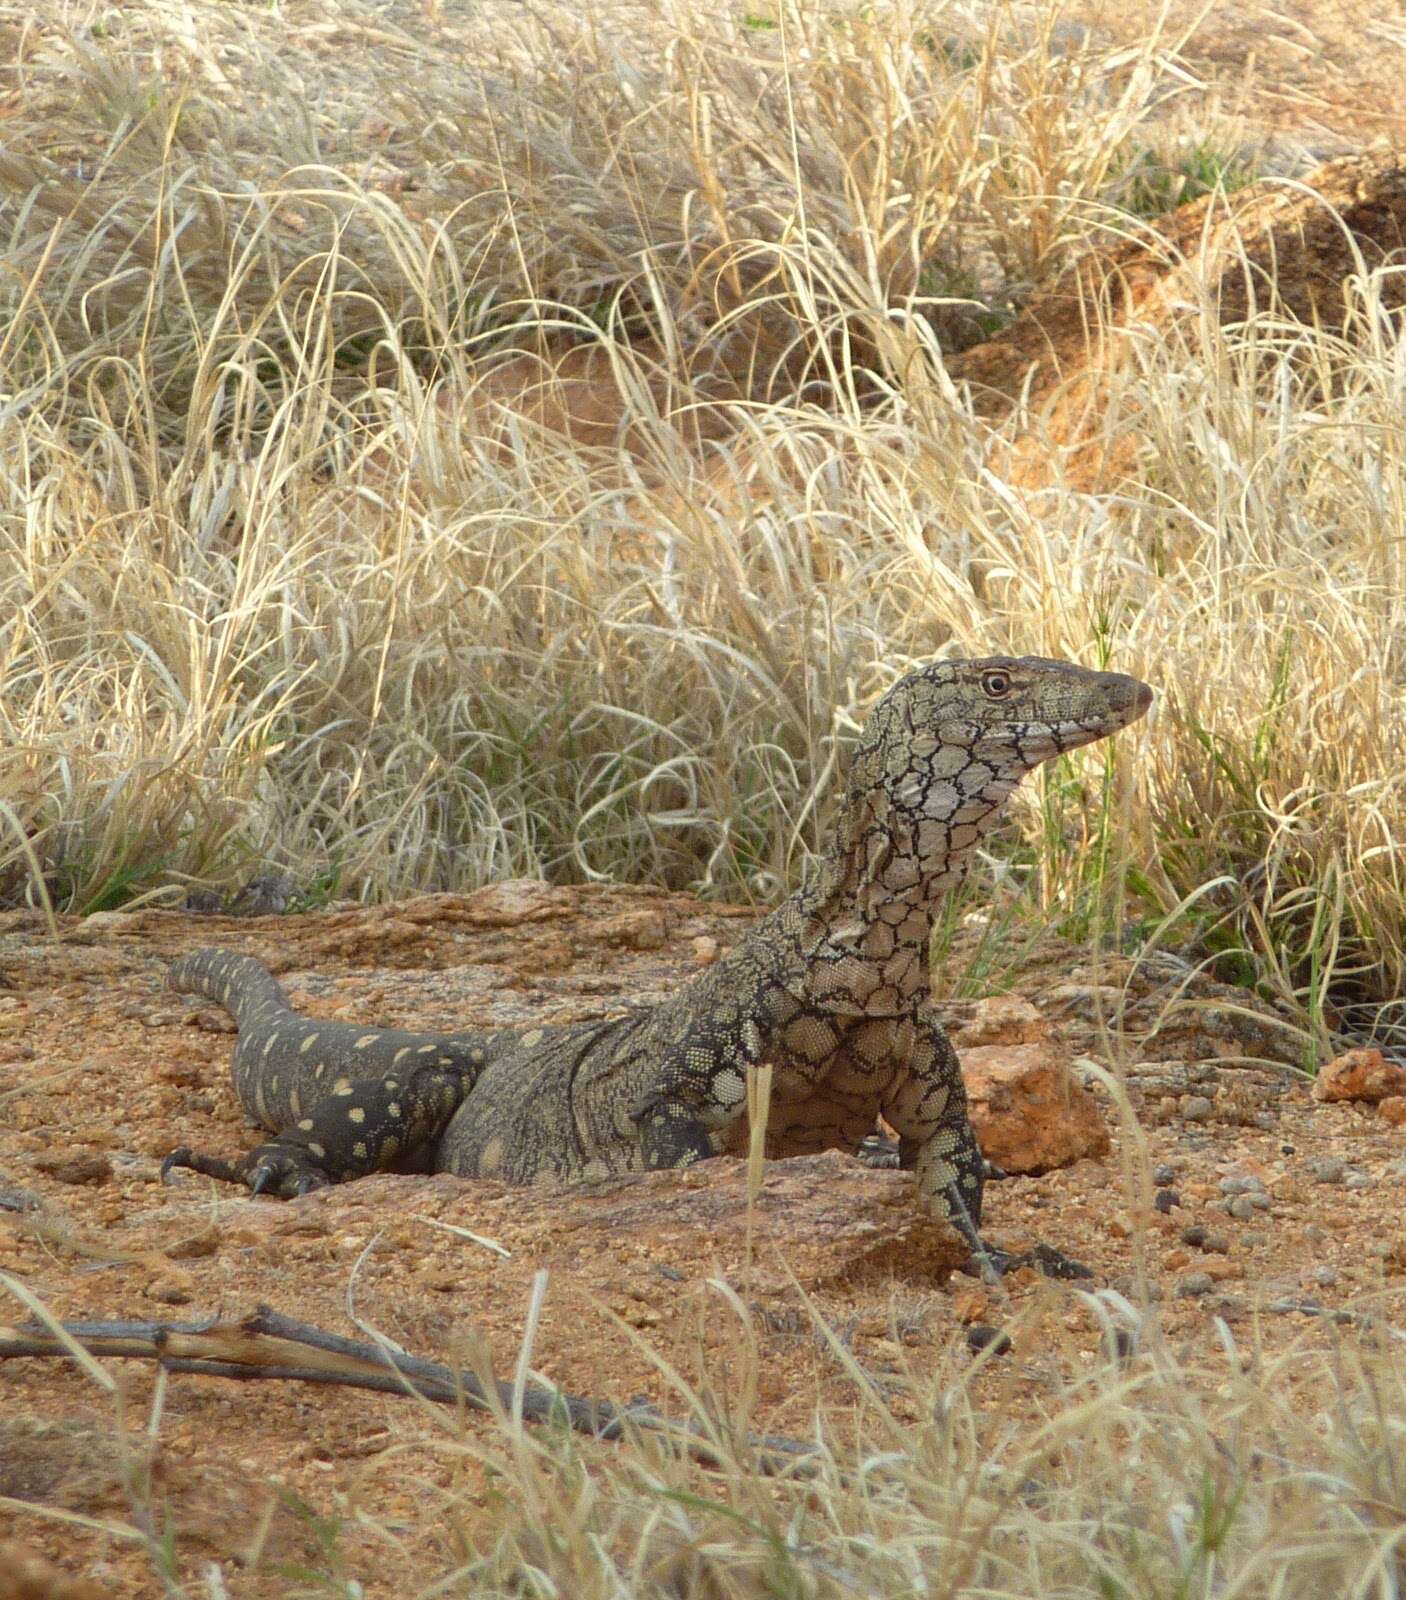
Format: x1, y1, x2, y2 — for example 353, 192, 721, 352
167, 948, 293, 1027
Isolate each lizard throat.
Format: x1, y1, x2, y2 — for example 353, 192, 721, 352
813, 775, 1019, 974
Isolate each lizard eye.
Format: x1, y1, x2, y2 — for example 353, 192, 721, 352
981, 669, 1012, 699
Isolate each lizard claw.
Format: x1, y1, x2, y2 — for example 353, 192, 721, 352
855, 1132, 901, 1169
961, 1245, 1019, 1283
160, 1141, 329, 1199
240, 1145, 331, 1199
160, 1148, 195, 1184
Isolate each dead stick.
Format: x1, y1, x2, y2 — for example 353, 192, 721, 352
0, 1306, 818, 1472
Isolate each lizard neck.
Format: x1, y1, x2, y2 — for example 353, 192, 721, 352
794, 766, 1022, 1014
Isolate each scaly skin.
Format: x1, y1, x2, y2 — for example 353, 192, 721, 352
163, 655, 1153, 1271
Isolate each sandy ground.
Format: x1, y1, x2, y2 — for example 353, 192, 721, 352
1, 886, 1403, 1594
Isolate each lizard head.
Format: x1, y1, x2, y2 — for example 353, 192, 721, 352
816, 655, 1153, 937
860, 654, 1154, 803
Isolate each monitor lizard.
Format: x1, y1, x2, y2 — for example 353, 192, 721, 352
162, 654, 1153, 1275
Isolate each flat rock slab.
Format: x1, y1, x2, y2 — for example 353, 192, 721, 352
217, 1153, 969, 1287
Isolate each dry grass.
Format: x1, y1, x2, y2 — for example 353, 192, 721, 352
0, 5, 1403, 1004
20, 1269, 1406, 1598
400, 1297, 1406, 1600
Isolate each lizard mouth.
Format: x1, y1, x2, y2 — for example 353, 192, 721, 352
1052, 671, 1155, 746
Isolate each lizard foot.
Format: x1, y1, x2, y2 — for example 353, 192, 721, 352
161, 1143, 331, 1198
1018, 1241, 1094, 1280
856, 1132, 900, 1169
959, 1240, 1093, 1283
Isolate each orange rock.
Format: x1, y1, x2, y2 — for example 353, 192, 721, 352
1312, 1048, 1406, 1104
961, 1039, 1110, 1174
1203, 1258, 1244, 1283
1380, 1096, 1406, 1125
950, 1286, 994, 1324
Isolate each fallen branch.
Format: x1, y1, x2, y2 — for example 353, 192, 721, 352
0, 1304, 818, 1474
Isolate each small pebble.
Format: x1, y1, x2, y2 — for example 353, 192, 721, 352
147, 1274, 195, 1306
1153, 1163, 1177, 1186
1104, 1328, 1138, 1362
1180, 1225, 1230, 1253
141, 1009, 187, 1029
966, 1325, 1011, 1356
1271, 1294, 1323, 1316
1309, 1158, 1345, 1185
1109, 1274, 1163, 1301
33, 1152, 111, 1186
1344, 1171, 1375, 1191
1153, 1188, 1180, 1214
1226, 1196, 1258, 1221
1177, 1273, 1215, 1297
1309, 1266, 1338, 1288
1182, 1096, 1214, 1122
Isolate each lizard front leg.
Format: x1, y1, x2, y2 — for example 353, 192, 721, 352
861, 1013, 1091, 1281
629, 1017, 763, 1171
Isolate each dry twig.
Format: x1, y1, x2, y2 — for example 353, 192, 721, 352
0, 1303, 818, 1474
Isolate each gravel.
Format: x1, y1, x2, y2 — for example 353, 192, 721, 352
1219, 1175, 1265, 1195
